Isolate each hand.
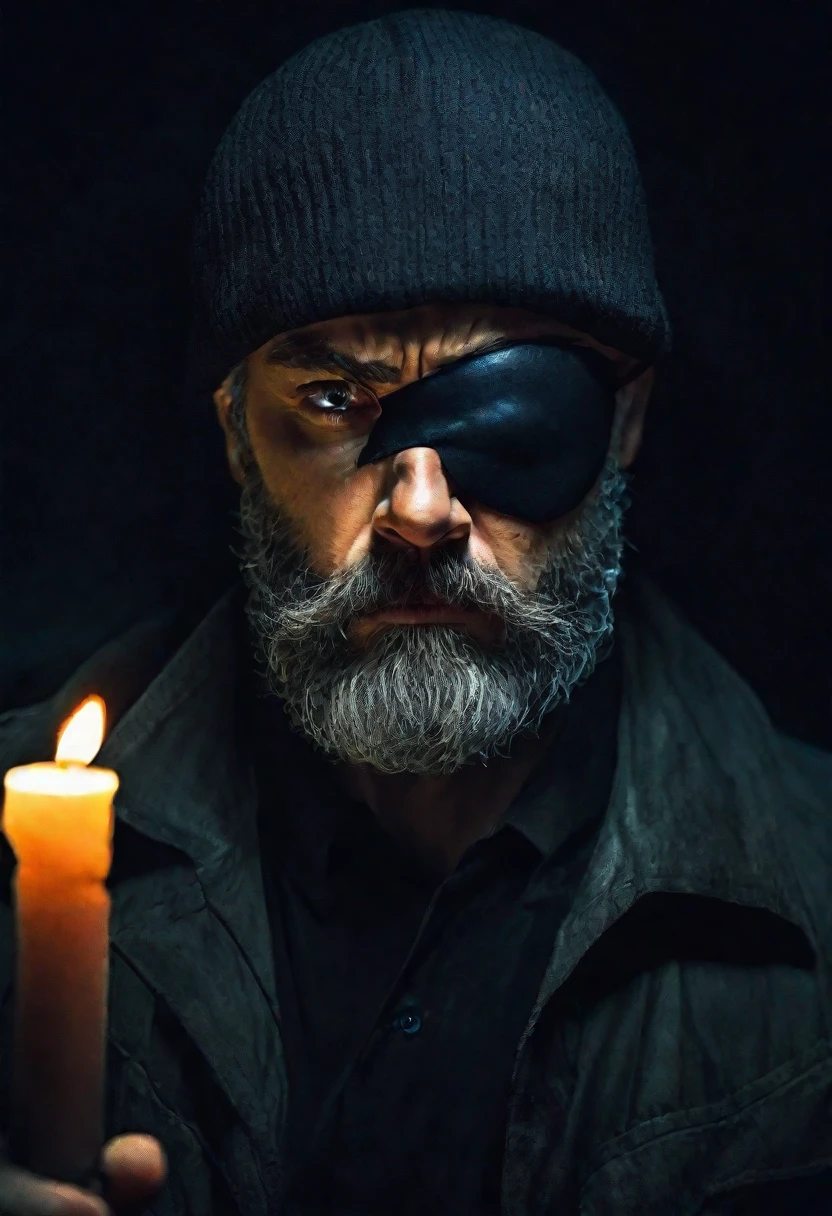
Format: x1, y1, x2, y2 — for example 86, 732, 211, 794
0, 1134, 167, 1215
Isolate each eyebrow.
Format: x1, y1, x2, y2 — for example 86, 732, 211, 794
265, 335, 403, 386
264, 332, 555, 386
265, 331, 627, 388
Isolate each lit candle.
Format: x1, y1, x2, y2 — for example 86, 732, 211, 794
2, 696, 117, 1184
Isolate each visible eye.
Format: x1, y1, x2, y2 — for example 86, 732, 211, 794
299, 380, 378, 421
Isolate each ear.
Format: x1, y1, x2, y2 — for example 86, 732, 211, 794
611, 366, 654, 470
213, 374, 246, 486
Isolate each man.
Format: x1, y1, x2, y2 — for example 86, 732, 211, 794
1, 9, 830, 1215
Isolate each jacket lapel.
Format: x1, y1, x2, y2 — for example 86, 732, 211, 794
99, 590, 287, 1206
108, 863, 285, 1214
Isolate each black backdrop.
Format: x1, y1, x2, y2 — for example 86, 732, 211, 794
4, 0, 831, 747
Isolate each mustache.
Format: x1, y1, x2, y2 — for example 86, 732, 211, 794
268, 542, 573, 643
315, 548, 501, 613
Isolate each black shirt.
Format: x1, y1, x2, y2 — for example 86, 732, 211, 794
253, 645, 621, 1216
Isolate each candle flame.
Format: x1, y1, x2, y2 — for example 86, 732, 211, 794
55, 696, 106, 765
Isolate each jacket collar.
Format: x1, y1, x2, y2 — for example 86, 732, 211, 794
98, 586, 255, 872
613, 576, 815, 933
525, 574, 823, 1027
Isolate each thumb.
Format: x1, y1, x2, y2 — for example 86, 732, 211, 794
100, 1134, 167, 1214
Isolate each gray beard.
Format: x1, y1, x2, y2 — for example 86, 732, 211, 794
237, 460, 630, 776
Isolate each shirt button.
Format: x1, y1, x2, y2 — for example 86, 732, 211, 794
392, 1007, 423, 1035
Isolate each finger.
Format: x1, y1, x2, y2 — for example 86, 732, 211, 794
0, 1165, 108, 1216
99, 1136, 166, 1213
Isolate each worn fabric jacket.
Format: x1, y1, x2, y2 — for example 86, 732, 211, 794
0, 577, 830, 1215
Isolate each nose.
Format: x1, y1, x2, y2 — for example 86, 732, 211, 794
372, 447, 471, 552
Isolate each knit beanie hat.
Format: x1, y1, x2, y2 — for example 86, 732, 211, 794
190, 8, 671, 393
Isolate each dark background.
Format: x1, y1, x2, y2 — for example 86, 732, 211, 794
3, 0, 830, 746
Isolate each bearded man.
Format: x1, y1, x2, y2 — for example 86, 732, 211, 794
1, 10, 830, 1216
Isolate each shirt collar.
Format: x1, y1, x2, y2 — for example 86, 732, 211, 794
501, 639, 621, 857
248, 632, 620, 915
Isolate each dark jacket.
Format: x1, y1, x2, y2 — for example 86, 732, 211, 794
0, 577, 830, 1215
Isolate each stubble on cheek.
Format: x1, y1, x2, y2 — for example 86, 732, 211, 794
253, 439, 385, 579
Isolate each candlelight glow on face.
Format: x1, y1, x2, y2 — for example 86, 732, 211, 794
55, 696, 106, 765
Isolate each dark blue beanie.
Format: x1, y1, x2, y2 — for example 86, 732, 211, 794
190, 8, 671, 392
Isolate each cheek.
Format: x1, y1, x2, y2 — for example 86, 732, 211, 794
247, 411, 383, 574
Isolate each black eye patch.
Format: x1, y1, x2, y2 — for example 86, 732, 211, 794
356, 340, 618, 524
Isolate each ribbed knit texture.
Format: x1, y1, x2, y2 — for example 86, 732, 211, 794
190, 9, 671, 392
